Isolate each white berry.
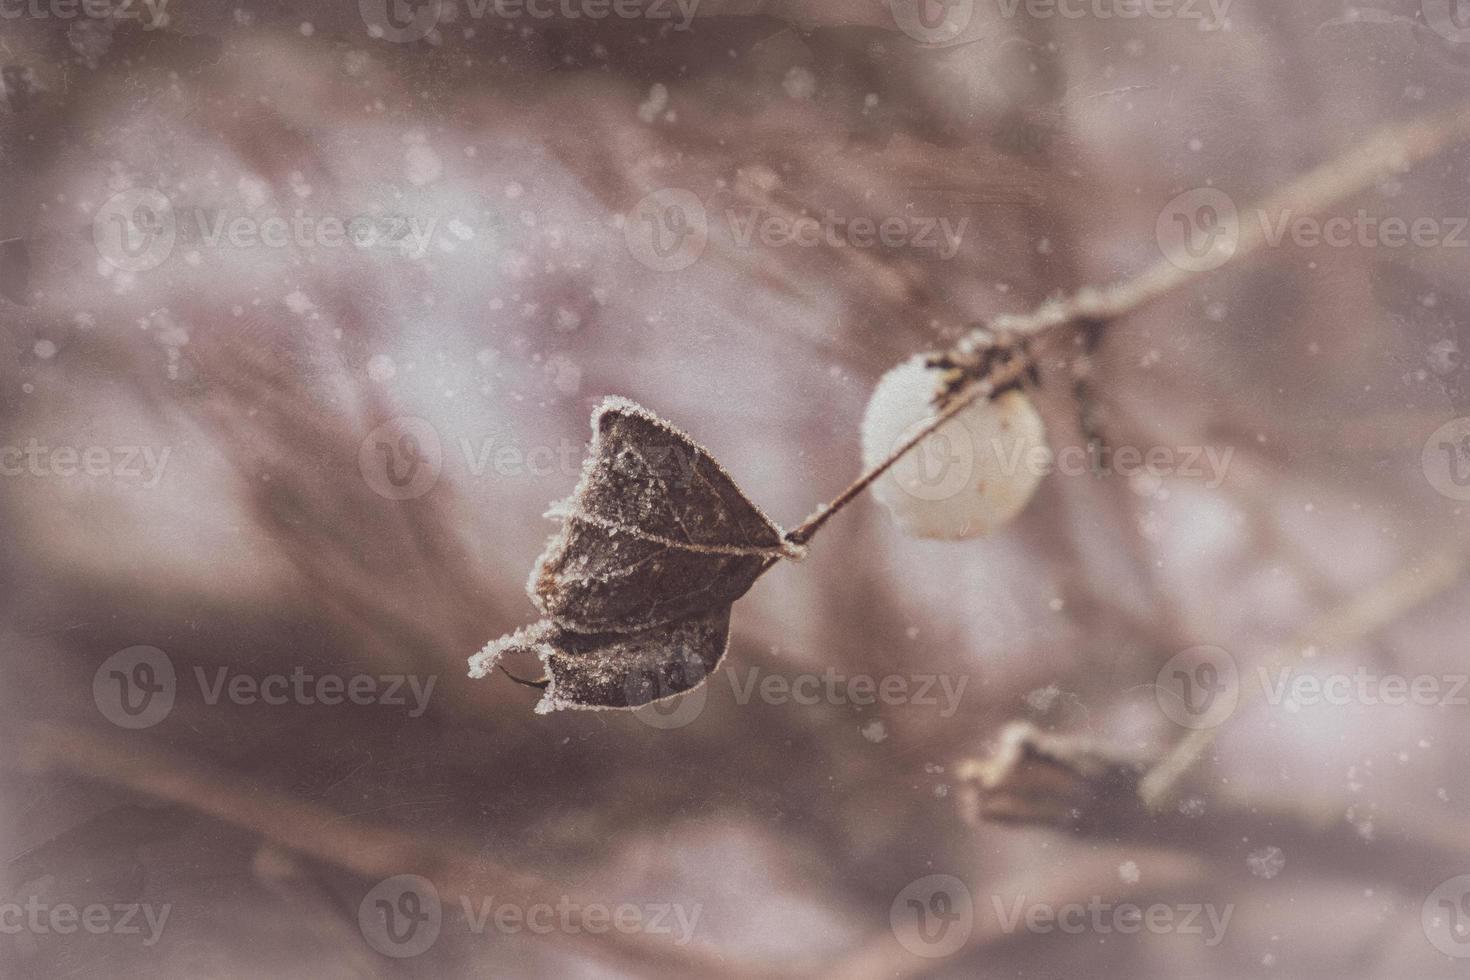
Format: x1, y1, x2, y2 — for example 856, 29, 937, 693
861, 356, 1047, 540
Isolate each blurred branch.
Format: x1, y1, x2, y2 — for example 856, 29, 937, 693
793, 102, 1470, 550
958, 721, 1470, 896
985, 102, 1470, 339
820, 848, 1213, 980
1138, 545, 1467, 810
12, 722, 767, 979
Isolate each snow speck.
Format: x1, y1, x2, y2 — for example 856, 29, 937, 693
505, 182, 525, 200
33, 339, 57, 360
554, 307, 582, 332
367, 354, 397, 382
637, 83, 669, 123
1118, 861, 1141, 884
1247, 846, 1285, 879
547, 355, 582, 395
1024, 685, 1061, 713
403, 133, 443, 186
284, 291, 316, 316
238, 175, 269, 209
783, 66, 817, 100
860, 719, 888, 743
1429, 339, 1460, 376
299, 22, 314, 36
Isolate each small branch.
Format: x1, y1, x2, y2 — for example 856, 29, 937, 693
12, 722, 765, 979
778, 102, 1470, 555
783, 358, 1030, 548
1137, 546, 1467, 810
985, 103, 1470, 340
961, 722, 1470, 895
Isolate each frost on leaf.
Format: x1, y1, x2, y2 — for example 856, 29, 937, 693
469, 397, 792, 714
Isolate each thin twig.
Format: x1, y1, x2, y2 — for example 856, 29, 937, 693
961, 722, 1470, 897
11, 722, 770, 979
776, 102, 1470, 555
987, 103, 1470, 339
1138, 546, 1467, 810
783, 359, 1031, 547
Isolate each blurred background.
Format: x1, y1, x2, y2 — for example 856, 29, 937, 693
2, 0, 1470, 976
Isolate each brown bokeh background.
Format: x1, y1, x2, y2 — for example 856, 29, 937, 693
2, 1, 1470, 976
